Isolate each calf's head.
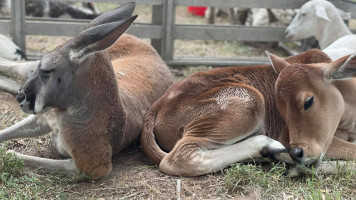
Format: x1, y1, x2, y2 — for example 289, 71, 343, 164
17, 3, 137, 114
268, 51, 356, 165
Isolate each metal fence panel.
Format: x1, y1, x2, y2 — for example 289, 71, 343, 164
175, 25, 287, 41
176, 0, 308, 9
2, 0, 356, 66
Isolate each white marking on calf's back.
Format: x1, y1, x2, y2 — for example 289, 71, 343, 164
215, 87, 253, 110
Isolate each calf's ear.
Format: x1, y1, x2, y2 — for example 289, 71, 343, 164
325, 54, 356, 80
265, 50, 290, 74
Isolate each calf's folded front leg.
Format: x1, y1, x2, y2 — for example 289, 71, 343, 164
326, 136, 356, 159
159, 135, 294, 177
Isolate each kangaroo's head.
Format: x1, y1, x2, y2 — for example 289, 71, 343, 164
17, 3, 137, 114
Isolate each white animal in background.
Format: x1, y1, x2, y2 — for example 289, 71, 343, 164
285, 0, 356, 60
0, 58, 37, 94
248, 8, 296, 27
0, 33, 27, 94
0, 0, 9, 15
205, 7, 296, 27
205, 7, 248, 24
0, 34, 27, 94
0, 34, 26, 61
0, 0, 99, 19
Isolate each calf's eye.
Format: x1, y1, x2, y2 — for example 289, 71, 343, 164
304, 96, 314, 110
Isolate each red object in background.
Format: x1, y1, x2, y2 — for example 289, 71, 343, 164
187, 6, 207, 17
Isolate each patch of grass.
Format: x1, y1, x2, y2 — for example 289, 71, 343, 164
223, 162, 286, 196
221, 41, 250, 55
0, 144, 24, 175
223, 161, 356, 199
0, 145, 90, 199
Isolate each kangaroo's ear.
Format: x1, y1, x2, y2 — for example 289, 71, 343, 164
70, 3, 137, 63
86, 2, 135, 28
265, 50, 290, 74
324, 54, 356, 80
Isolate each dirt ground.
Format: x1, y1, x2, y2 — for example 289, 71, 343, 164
0, 90, 246, 199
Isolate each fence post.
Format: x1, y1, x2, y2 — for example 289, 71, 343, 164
163, 0, 175, 61
11, 0, 26, 53
151, 3, 165, 56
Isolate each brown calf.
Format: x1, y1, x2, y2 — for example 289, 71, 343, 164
141, 49, 355, 177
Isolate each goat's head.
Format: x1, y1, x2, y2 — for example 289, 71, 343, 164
268, 50, 356, 166
285, 0, 351, 41
17, 3, 137, 114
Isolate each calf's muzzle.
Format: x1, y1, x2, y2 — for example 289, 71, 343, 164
289, 147, 303, 163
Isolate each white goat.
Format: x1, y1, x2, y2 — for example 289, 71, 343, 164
0, 33, 27, 94
0, 35, 26, 61
0, 58, 36, 94
285, 0, 356, 60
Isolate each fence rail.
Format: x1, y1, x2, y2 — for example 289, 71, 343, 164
1, 0, 356, 66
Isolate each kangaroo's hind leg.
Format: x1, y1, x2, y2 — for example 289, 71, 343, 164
0, 113, 52, 142
6, 150, 79, 174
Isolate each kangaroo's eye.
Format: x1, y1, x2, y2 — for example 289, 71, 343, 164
304, 96, 314, 110
40, 69, 54, 75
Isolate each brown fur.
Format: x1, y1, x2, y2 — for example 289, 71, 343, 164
1, 4, 173, 180
274, 53, 356, 165
12, 34, 173, 180
62, 34, 173, 179
141, 49, 335, 176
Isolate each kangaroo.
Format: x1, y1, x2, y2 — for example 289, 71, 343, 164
0, 2, 173, 180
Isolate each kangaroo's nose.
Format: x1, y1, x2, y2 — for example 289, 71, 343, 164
17, 92, 25, 103
289, 148, 303, 163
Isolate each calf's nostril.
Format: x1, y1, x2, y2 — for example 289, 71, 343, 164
16, 92, 25, 103
289, 148, 303, 162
